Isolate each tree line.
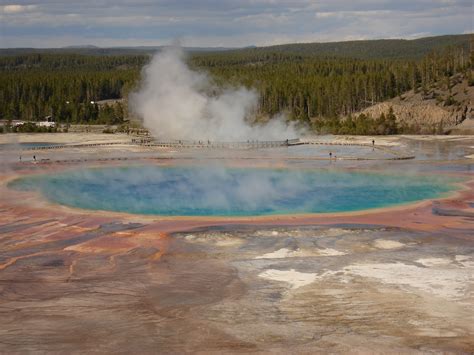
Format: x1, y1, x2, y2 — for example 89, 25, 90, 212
0, 39, 471, 134
191, 45, 471, 133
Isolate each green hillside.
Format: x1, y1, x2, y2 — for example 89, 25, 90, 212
239, 34, 472, 59
1, 34, 471, 60
0, 34, 472, 134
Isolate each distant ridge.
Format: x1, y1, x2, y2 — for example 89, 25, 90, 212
0, 46, 238, 56
62, 45, 100, 49
0, 34, 471, 59
230, 34, 473, 59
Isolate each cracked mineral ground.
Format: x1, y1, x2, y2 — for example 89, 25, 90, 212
0, 134, 473, 353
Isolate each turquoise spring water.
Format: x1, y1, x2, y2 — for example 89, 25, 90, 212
10, 165, 459, 216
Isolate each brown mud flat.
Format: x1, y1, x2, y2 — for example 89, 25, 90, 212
0, 139, 473, 353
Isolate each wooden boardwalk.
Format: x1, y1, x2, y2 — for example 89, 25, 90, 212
19, 137, 414, 160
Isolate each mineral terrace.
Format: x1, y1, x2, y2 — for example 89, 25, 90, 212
0, 133, 473, 353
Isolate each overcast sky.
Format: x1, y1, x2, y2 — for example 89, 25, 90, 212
0, 0, 472, 48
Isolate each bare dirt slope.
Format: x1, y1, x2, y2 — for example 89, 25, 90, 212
360, 73, 474, 134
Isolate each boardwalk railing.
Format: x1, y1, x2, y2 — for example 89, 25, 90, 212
135, 139, 295, 149
21, 142, 128, 151
17, 137, 414, 160
19, 139, 294, 150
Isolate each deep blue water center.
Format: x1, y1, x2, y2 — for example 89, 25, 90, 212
10, 166, 457, 216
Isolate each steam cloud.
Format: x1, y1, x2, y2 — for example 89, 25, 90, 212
130, 46, 299, 141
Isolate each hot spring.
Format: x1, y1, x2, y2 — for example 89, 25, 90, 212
10, 165, 458, 216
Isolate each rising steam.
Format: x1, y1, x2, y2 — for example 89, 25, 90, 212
130, 46, 298, 141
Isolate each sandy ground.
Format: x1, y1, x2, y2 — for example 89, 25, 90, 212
1, 132, 471, 146
0, 132, 133, 144
173, 226, 474, 352
0, 133, 473, 353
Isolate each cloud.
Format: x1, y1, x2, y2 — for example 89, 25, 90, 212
0, 0, 471, 48
1, 4, 37, 13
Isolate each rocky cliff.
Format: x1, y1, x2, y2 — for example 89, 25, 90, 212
359, 73, 474, 134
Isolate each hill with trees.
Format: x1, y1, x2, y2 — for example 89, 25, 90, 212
0, 34, 472, 134
1, 34, 470, 60
233, 34, 472, 59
